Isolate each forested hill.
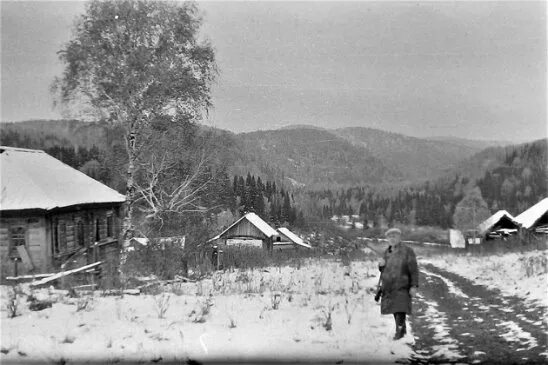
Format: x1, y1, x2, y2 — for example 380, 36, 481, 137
0, 120, 480, 188
332, 127, 504, 182
232, 128, 401, 188
1, 120, 542, 199
0, 119, 123, 150
304, 138, 547, 229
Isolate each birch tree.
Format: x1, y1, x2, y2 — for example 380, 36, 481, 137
52, 1, 216, 249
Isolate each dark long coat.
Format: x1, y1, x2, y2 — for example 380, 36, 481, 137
380, 243, 419, 315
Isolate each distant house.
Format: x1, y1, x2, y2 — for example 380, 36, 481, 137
515, 198, 548, 235
209, 212, 279, 251
477, 210, 520, 240
274, 227, 312, 251
0, 146, 125, 276
128, 236, 185, 252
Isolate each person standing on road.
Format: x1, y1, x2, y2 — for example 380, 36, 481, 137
377, 228, 419, 340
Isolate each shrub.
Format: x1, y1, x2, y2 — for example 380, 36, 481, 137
523, 254, 548, 277
321, 303, 337, 331
6, 285, 21, 318
270, 292, 281, 310
189, 296, 214, 323
154, 293, 171, 319
76, 295, 93, 312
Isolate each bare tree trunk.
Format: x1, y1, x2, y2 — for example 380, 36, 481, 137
120, 127, 138, 274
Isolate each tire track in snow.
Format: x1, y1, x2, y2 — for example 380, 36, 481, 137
416, 263, 547, 364
410, 271, 466, 364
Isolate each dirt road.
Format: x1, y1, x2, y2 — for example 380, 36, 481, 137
409, 263, 548, 364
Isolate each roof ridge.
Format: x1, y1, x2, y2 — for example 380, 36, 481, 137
0, 146, 45, 153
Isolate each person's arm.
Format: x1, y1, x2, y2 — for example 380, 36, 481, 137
378, 248, 389, 272
407, 248, 419, 288
378, 257, 386, 272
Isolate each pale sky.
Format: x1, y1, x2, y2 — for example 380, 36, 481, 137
1, 1, 547, 141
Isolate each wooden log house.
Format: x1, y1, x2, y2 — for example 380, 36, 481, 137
0, 146, 125, 277
208, 212, 279, 251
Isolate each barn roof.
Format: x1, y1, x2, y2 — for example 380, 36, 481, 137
477, 210, 520, 235
515, 198, 548, 229
210, 212, 278, 241
0, 146, 125, 211
277, 227, 311, 248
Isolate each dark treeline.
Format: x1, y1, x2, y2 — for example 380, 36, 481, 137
310, 180, 462, 229
476, 141, 547, 215
231, 173, 306, 227
307, 140, 547, 229
3, 127, 545, 232
1, 128, 305, 231
1, 129, 113, 185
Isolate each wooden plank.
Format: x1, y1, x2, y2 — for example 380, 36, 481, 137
16, 245, 34, 271
30, 261, 102, 287
6, 273, 55, 280
0, 229, 9, 247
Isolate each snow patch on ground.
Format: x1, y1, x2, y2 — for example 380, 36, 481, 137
497, 321, 538, 350
0, 259, 413, 363
421, 269, 469, 299
417, 294, 462, 361
423, 250, 548, 307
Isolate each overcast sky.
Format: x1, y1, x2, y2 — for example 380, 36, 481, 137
1, 1, 546, 141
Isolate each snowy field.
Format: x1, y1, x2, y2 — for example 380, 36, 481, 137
423, 249, 548, 307
1, 259, 413, 363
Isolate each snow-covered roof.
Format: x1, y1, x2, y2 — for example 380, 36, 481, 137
515, 198, 548, 229
477, 210, 519, 235
0, 146, 125, 211
210, 212, 278, 241
277, 227, 311, 248
130, 237, 149, 246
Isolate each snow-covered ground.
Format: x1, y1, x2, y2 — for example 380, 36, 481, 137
423, 249, 548, 307
1, 259, 413, 363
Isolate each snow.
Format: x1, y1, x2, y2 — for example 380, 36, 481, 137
0, 146, 125, 211
423, 250, 548, 307
417, 293, 462, 360
497, 321, 538, 350
515, 198, 548, 229
477, 210, 518, 235
210, 212, 279, 241
421, 269, 469, 299
277, 227, 311, 248
0, 259, 413, 363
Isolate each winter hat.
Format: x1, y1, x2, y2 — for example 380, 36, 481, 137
385, 227, 402, 237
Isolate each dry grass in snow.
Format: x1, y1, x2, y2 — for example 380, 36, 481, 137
1, 258, 414, 363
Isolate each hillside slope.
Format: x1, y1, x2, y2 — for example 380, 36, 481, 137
333, 127, 484, 182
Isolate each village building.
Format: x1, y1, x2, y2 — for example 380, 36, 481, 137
209, 212, 279, 251
515, 198, 548, 235
0, 146, 125, 277
274, 227, 312, 251
477, 210, 521, 240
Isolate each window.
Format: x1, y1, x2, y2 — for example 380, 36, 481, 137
53, 221, 59, 254
9, 226, 26, 258
95, 218, 101, 242
77, 220, 85, 247
58, 222, 67, 252
106, 214, 113, 238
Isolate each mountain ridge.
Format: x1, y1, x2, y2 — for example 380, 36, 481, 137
1, 119, 539, 190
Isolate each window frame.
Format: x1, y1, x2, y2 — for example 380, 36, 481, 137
9, 225, 26, 258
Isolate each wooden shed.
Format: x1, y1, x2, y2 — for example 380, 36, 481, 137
209, 212, 279, 251
0, 146, 125, 277
515, 198, 548, 235
477, 210, 520, 240
274, 227, 312, 251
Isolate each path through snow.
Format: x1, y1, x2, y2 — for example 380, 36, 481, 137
410, 263, 548, 364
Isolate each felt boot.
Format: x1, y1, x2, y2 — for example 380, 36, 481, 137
393, 325, 405, 340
